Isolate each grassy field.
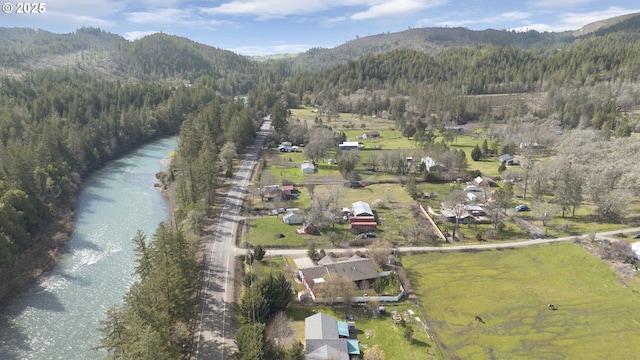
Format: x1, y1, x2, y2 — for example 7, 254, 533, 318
403, 243, 640, 359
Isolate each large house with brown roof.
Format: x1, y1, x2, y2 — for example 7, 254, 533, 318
299, 255, 381, 302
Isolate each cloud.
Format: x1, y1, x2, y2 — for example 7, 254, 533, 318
555, 6, 640, 30
527, 0, 593, 10
418, 10, 531, 28
126, 8, 195, 25
123, 30, 160, 41
351, 0, 447, 20
200, 0, 341, 19
513, 6, 640, 32
201, 0, 449, 21
229, 43, 314, 56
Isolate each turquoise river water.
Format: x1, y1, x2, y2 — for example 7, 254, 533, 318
0, 136, 177, 359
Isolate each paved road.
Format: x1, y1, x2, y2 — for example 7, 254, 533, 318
193, 119, 270, 360
262, 227, 640, 258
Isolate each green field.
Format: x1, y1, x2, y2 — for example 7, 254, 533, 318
403, 243, 640, 359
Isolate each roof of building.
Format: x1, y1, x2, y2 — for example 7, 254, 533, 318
304, 313, 360, 360
300, 257, 379, 283
352, 201, 373, 216
282, 185, 295, 191
302, 162, 315, 169
306, 312, 339, 339
499, 154, 514, 162
339, 141, 359, 147
317, 255, 337, 265
305, 340, 350, 360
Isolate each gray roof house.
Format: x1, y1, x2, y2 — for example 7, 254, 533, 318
499, 154, 515, 164
305, 313, 360, 360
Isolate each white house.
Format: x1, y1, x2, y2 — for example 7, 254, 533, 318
302, 162, 315, 174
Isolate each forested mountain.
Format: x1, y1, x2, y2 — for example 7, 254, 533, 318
291, 12, 640, 71
292, 27, 571, 71
0, 27, 266, 90
286, 26, 640, 130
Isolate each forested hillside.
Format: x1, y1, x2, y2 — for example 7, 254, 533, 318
287, 29, 640, 131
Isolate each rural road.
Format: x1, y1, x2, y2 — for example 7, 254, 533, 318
193, 118, 270, 360
262, 227, 640, 258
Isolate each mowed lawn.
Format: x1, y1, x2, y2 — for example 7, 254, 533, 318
403, 243, 640, 359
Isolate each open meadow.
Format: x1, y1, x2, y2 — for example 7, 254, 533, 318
403, 243, 640, 359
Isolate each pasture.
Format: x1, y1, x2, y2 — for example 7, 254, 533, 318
403, 243, 640, 359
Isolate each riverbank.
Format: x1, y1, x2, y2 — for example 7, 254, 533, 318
0, 201, 76, 305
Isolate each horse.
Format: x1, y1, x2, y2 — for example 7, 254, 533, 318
475, 315, 485, 323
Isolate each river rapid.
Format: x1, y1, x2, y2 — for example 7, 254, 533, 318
0, 136, 177, 360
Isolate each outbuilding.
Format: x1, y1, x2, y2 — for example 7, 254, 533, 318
338, 142, 359, 150
302, 162, 315, 174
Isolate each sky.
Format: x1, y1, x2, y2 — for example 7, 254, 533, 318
1, 1, 639, 56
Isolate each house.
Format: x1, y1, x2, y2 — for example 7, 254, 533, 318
421, 157, 447, 172
499, 154, 515, 165
299, 256, 380, 302
261, 184, 280, 202
338, 141, 359, 150
281, 185, 299, 200
362, 131, 380, 139
296, 222, 317, 235
301, 162, 315, 174
282, 210, 304, 225
466, 192, 478, 202
352, 201, 373, 217
440, 208, 475, 224
305, 313, 360, 360
474, 175, 498, 187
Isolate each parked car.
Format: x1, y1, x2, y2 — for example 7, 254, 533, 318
464, 185, 478, 192
355, 232, 377, 240
271, 208, 285, 215
515, 204, 529, 212
632, 233, 640, 239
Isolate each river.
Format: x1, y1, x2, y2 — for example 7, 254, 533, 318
0, 136, 177, 360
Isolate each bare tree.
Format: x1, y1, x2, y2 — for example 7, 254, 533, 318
304, 127, 335, 163
446, 188, 467, 241
367, 239, 393, 269
317, 275, 356, 307
531, 200, 561, 227
219, 141, 237, 177
337, 149, 361, 178
268, 311, 293, 353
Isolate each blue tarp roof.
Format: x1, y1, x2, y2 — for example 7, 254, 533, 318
347, 339, 360, 355
337, 321, 349, 338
